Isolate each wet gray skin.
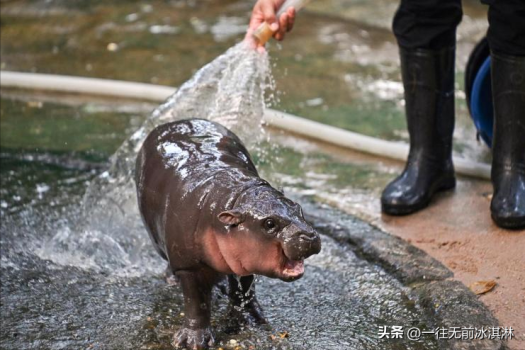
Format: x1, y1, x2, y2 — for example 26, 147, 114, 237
0, 97, 439, 349
136, 119, 321, 349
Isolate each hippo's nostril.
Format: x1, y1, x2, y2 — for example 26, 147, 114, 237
299, 233, 316, 242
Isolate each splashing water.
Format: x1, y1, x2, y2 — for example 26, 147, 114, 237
37, 41, 274, 275
110, 40, 273, 181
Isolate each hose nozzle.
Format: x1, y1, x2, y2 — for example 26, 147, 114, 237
252, 0, 311, 46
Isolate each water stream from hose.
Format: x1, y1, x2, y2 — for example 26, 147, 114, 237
37, 41, 275, 275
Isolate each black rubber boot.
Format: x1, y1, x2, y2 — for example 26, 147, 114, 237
490, 53, 525, 230
381, 47, 456, 215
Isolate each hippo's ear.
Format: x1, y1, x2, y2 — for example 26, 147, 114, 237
218, 210, 245, 226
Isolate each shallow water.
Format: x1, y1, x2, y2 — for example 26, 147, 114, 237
1, 94, 438, 349
1, 0, 492, 163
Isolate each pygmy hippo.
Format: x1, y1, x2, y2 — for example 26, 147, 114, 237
135, 119, 321, 349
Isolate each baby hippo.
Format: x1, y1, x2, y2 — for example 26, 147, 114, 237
135, 119, 321, 349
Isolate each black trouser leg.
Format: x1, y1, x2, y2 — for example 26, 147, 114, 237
393, 0, 462, 50
485, 0, 525, 229
381, 0, 461, 215
483, 0, 525, 57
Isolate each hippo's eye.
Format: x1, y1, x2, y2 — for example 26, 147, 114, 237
264, 218, 277, 231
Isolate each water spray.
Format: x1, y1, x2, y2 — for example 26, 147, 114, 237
252, 0, 311, 46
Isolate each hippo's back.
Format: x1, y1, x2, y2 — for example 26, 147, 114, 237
135, 119, 261, 266
143, 119, 255, 175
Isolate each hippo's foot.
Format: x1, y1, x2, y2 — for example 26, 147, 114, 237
225, 300, 267, 334
172, 327, 215, 350
243, 299, 267, 325
226, 275, 267, 327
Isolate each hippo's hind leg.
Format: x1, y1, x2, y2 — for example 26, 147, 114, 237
173, 270, 216, 350
226, 275, 267, 329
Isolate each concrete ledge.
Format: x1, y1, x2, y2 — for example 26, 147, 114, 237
413, 280, 504, 350
298, 198, 505, 350
302, 201, 452, 284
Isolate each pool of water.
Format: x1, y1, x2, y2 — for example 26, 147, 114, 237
1, 0, 492, 163
1, 94, 439, 349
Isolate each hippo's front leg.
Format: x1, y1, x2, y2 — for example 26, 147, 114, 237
227, 275, 267, 327
173, 271, 215, 350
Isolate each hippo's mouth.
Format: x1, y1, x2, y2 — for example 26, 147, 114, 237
281, 251, 304, 280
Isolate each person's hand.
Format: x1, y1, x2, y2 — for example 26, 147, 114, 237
245, 0, 296, 51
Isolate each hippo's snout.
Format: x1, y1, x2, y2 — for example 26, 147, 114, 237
283, 226, 321, 262
299, 229, 322, 256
